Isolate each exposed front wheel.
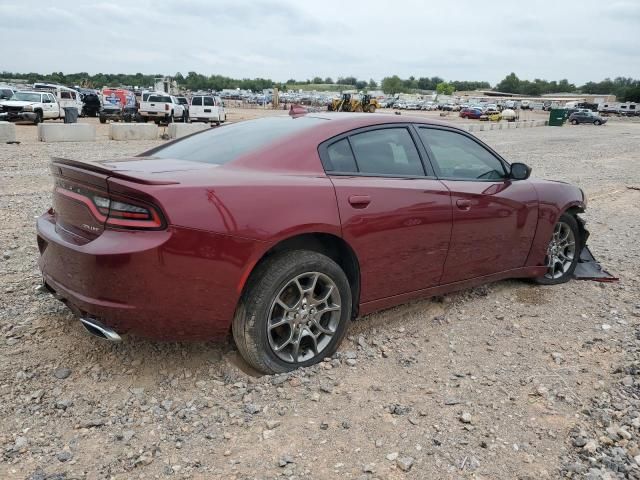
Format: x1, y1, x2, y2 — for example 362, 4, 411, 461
534, 213, 580, 285
233, 250, 352, 374
34, 110, 43, 124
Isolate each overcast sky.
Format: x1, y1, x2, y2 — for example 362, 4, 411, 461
1, 0, 639, 85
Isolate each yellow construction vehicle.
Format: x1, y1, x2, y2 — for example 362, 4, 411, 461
328, 93, 379, 113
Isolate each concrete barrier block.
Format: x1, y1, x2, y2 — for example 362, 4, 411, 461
0, 122, 16, 143
168, 123, 210, 139
467, 124, 474, 132
109, 123, 158, 141
38, 124, 95, 142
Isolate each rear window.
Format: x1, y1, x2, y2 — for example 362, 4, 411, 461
203, 97, 214, 106
148, 95, 171, 102
191, 97, 202, 106
146, 116, 325, 165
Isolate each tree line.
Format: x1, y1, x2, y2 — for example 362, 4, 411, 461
1, 70, 638, 101
494, 73, 640, 102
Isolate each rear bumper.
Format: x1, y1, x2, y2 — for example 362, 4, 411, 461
36, 212, 262, 341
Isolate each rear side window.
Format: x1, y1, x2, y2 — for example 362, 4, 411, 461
61, 91, 71, 99
418, 128, 506, 180
192, 96, 202, 106
349, 128, 424, 176
203, 97, 214, 106
326, 139, 357, 172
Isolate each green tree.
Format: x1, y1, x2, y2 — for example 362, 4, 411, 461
368, 78, 378, 89
495, 72, 520, 93
436, 82, 455, 95
381, 75, 404, 95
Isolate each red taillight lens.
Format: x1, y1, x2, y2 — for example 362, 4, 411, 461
104, 198, 163, 229
55, 181, 165, 230
165, 104, 169, 111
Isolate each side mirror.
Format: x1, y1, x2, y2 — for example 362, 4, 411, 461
510, 162, 531, 180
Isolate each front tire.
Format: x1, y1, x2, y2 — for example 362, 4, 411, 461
34, 110, 43, 125
534, 213, 580, 285
233, 250, 352, 374
571, 119, 578, 125
594, 120, 601, 125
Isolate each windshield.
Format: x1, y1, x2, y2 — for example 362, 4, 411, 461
11, 92, 41, 102
145, 116, 325, 165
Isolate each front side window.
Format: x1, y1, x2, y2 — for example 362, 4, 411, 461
418, 128, 506, 180
348, 128, 424, 176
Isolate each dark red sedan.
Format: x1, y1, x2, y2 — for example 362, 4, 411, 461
37, 113, 587, 373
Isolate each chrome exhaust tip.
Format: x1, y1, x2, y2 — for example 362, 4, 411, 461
80, 317, 122, 342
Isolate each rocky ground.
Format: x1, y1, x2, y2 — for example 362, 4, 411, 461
1, 116, 639, 479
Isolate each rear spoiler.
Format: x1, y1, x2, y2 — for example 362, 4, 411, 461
50, 157, 178, 186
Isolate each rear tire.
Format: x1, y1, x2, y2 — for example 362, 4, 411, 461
99, 115, 107, 124
368, 105, 376, 113
571, 119, 578, 125
594, 120, 601, 125
233, 250, 352, 374
534, 213, 580, 285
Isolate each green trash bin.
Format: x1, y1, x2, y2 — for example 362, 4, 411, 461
548, 108, 568, 126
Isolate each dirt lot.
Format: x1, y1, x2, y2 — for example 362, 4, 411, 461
1, 114, 639, 480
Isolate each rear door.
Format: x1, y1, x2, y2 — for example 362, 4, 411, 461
190, 96, 204, 119
203, 96, 216, 120
320, 125, 452, 303
416, 126, 538, 284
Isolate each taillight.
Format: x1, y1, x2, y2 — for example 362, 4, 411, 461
55, 180, 165, 230
165, 104, 169, 111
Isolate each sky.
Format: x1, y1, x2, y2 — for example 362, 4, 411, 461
1, 0, 639, 85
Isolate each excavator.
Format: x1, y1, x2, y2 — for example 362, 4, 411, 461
328, 93, 379, 113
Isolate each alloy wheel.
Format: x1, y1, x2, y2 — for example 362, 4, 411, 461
544, 221, 576, 279
267, 272, 341, 364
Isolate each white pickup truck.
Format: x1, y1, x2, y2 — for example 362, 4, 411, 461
138, 93, 186, 123
0, 91, 62, 124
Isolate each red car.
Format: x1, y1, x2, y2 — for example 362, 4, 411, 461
459, 107, 484, 119
37, 113, 587, 374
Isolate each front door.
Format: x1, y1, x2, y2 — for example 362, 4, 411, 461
415, 126, 538, 284
320, 126, 452, 303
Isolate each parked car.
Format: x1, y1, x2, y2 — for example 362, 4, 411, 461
37, 113, 589, 374
176, 96, 190, 119
190, 95, 226, 124
99, 88, 138, 123
0, 91, 61, 123
459, 107, 483, 119
33, 83, 83, 115
568, 111, 607, 125
0, 86, 15, 100
138, 94, 186, 123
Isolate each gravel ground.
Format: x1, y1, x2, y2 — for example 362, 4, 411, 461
1, 117, 639, 480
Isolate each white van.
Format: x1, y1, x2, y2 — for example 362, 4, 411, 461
33, 83, 83, 114
190, 95, 226, 124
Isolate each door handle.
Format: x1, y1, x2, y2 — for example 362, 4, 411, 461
348, 195, 371, 208
456, 199, 472, 210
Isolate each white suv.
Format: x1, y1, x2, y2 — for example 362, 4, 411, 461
190, 95, 226, 124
